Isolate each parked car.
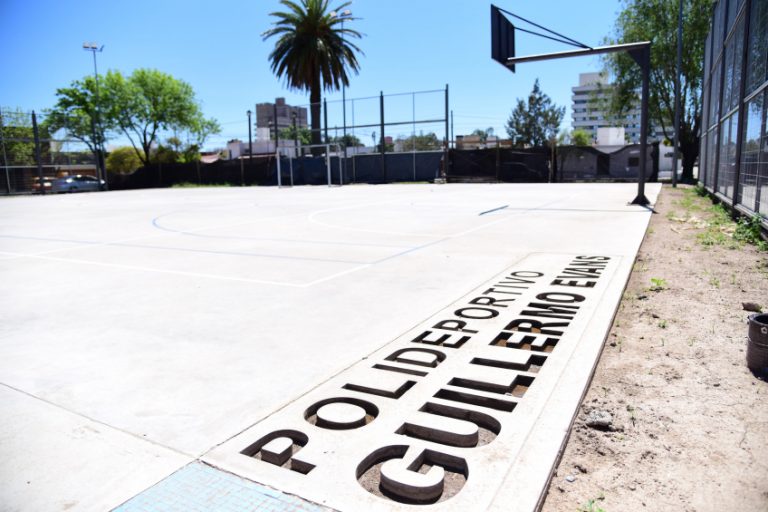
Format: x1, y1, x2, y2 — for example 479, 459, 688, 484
51, 175, 105, 193
32, 177, 54, 194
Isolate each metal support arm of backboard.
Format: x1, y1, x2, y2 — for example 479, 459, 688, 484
491, 3, 652, 206
504, 42, 652, 206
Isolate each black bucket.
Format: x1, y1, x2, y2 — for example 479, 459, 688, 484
747, 313, 768, 374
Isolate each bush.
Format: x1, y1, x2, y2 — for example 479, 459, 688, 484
107, 147, 142, 174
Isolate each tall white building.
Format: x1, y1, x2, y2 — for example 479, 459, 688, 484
571, 72, 659, 144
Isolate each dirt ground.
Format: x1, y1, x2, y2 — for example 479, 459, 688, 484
540, 185, 768, 512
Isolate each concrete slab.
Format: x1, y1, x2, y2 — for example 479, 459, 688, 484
0, 183, 659, 510
203, 252, 627, 511
0, 385, 190, 511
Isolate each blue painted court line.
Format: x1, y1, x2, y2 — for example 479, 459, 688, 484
479, 204, 509, 216
114, 462, 330, 512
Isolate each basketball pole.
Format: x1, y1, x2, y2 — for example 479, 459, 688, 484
504, 42, 652, 207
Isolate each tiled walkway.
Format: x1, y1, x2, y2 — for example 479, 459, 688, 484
115, 463, 329, 512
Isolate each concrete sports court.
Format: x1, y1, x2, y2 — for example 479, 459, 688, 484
0, 182, 660, 511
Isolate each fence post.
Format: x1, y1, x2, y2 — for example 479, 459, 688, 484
412, 92, 416, 181
323, 99, 329, 145
629, 45, 650, 206
380, 91, 386, 182
731, 0, 751, 216
496, 138, 501, 182
444, 84, 450, 176
240, 157, 244, 186
0, 112, 10, 194
32, 111, 44, 195
196, 159, 201, 184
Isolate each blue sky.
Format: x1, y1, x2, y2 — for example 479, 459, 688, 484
0, 0, 622, 150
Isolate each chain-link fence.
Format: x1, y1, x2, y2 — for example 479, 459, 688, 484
0, 109, 98, 195
699, 0, 768, 229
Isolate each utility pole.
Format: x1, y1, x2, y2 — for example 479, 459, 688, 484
83, 42, 106, 190
331, 9, 352, 178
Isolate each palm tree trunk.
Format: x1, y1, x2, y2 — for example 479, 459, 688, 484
310, 79, 322, 156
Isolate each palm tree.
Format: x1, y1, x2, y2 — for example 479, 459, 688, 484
263, 0, 362, 152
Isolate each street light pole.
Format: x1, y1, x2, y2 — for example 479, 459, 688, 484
331, 9, 352, 182
83, 42, 106, 190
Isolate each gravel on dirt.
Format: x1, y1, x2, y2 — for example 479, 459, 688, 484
540, 185, 768, 512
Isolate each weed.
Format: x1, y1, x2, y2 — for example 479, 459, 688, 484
649, 277, 667, 291
676, 194, 696, 211
697, 230, 726, 247
658, 319, 668, 329
759, 260, 768, 279
734, 214, 768, 251
627, 404, 636, 425
709, 275, 720, 288
709, 203, 733, 226
579, 497, 607, 512
694, 182, 708, 197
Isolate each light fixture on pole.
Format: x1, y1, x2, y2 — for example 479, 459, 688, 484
83, 42, 106, 190
331, 8, 352, 179
247, 110, 253, 161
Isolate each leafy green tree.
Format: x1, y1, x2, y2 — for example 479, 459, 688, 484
505, 79, 565, 148
375, 136, 394, 153
104, 69, 219, 165
186, 118, 220, 151
571, 129, 592, 146
471, 127, 495, 142
149, 136, 204, 164
604, 0, 712, 182
47, 69, 219, 166
329, 133, 363, 148
106, 146, 142, 174
263, 0, 363, 153
0, 108, 51, 166
45, 77, 109, 155
397, 132, 440, 151
280, 125, 312, 145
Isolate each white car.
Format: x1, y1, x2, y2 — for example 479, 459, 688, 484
52, 175, 104, 193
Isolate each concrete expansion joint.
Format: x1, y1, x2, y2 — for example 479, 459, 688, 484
0, 381, 193, 459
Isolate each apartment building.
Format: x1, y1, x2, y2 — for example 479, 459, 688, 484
571, 72, 659, 144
